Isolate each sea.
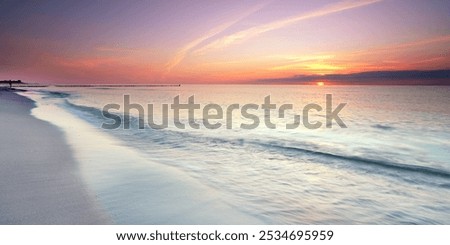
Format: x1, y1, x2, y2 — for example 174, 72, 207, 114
21, 85, 450, 224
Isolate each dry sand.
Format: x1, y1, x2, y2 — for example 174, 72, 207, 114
0, 89, 111, 224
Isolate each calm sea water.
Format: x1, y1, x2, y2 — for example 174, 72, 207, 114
28, 85, 450, 224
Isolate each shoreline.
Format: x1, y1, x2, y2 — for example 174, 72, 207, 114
20, 88, 264, 225
0, 90, 111, 224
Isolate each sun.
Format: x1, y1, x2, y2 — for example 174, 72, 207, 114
317, 81, 325, 86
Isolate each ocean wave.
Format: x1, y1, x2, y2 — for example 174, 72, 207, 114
42, 91, 71, 98
61, 99, 450, 186
64, 100, 113, 120
258, 142, 450, 179
371, 124, 395, 130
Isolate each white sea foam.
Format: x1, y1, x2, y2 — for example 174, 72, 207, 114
21, 90, 263, 224
20, 85, 450, 224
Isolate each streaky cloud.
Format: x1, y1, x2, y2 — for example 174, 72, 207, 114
345, 34, 450, 57
165, 1, 270, 73
193, 0, 383, 55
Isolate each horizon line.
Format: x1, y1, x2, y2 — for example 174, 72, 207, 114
4, 68, 450, 86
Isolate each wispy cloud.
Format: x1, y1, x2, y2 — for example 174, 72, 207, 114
193, 0, 382, 55
269, 54, 335, 63
269, 34, 450, 74
165, 1, 270, 72
346, 34, 450, 57
269, 54, 343, 73
391, 34, 450, 49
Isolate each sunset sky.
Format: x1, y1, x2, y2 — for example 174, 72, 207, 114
1, 0, 449, 84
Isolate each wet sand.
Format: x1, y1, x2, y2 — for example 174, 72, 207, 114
0, 89, 111, 224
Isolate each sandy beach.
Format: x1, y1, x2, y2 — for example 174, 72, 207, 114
1, 88, 264, 224
0, 89, 111, 224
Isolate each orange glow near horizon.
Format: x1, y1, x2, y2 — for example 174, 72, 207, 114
0, 1, 449, 84
317, 82, 325, 86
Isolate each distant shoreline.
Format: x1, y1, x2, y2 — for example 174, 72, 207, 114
55, 84, 181, 87
4, 83, 450, 89
2, 84, 181, 88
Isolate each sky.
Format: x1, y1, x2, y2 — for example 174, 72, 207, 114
0, 0, 449, 84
